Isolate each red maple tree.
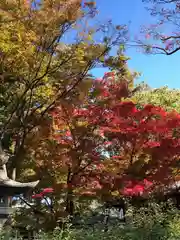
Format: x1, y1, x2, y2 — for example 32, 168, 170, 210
49, 72, 180, 203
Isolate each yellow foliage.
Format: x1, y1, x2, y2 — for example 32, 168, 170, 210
111, 190, 120, 197
76, 120, 88, 127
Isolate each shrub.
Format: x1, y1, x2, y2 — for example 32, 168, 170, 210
1, 202, 179, 239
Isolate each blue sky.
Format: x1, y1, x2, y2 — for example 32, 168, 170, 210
91, 0, 180, 89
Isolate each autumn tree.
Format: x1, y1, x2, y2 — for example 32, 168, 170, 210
25, 63, 135, 214
69, 82, 180, 200
0, 0, 128, 181
29, 69, 180, 220
64, 80, 180, 200
133, 87, 180, 112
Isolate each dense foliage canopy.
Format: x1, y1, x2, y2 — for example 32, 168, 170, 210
0, 0, 180, 235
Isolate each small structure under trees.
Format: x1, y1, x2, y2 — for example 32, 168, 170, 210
0, 146, 39, 229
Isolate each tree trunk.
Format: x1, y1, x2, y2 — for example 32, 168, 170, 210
66, 168, 74, 216
66, 190, 74, 216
